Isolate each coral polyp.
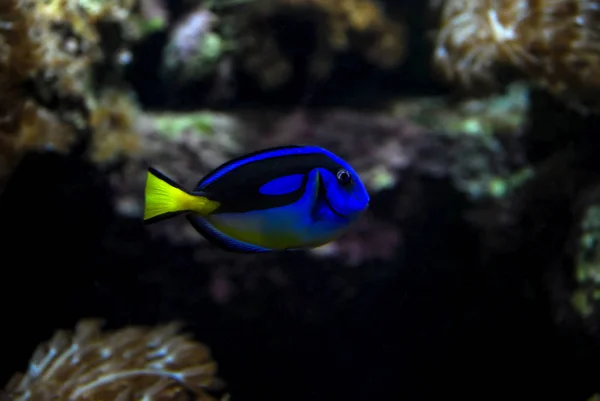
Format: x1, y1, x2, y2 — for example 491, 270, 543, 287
4, 319, 226, 401
433, 0, 530, 89
433, 0, 600, 112
530, 0, 600, 111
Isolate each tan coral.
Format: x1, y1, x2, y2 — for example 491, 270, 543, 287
432, 0, 532, 89
0, 0, 142, 188
4, 319, 227, 401
0, 0, 44, 184
21, 0, 137, 110
88, 89, 141, 164
15, 101, 77, 153
528, 0, 600, 112
433, 0, 600, 112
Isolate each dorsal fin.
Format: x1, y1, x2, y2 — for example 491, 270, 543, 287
195, 145, 325, 190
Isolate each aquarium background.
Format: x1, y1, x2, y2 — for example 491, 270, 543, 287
1, 0, 600, 400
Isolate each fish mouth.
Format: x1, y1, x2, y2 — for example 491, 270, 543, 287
318, 175, 347, 219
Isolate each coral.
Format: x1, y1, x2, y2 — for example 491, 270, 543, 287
392, 82, 529, 137
13, 101, 78, 153
433, 0, 600, 112
24, 0, 137, 121
138, 0, 170, 34
473, 139, 600, 345
4, 319, 226, 401
571, 196, 600, 319
0, 0, 143, 187
88, 89, 141, 164
161, 7, 231, 85
237, 0, 406, 89
0, 101, 77, 186
432, 0, 529, 91
0, 0, 45, 185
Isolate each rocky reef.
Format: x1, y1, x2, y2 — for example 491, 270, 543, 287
2, 0, 600, 400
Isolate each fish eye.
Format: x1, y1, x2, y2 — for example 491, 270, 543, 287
336, 169, 351, 184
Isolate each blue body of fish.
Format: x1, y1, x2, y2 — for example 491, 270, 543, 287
143, 145, 370, 253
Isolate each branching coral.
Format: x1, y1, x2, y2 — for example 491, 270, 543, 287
433, 0, 600, 112
4, 319, 227, 401
237, 0, 406, 89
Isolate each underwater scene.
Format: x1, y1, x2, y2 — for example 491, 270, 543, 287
2, 0, 600, 399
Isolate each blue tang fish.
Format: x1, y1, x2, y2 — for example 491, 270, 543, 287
143, 145, 370, 253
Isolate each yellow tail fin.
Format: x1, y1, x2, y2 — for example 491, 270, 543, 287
143, 167, 220, 224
